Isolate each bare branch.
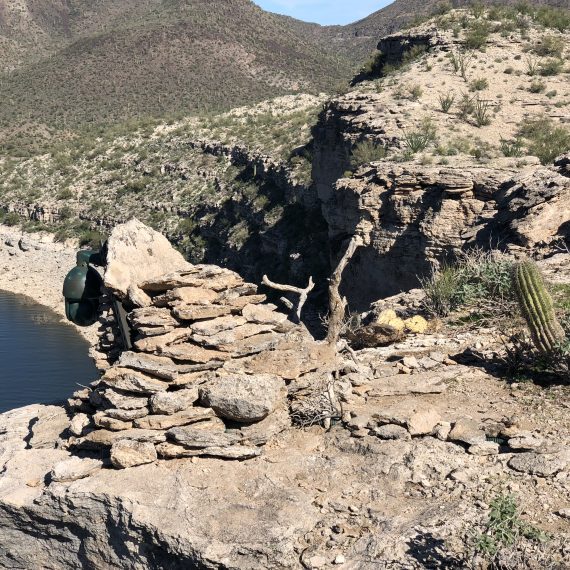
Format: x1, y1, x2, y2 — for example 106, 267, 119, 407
262, 275, 315, 322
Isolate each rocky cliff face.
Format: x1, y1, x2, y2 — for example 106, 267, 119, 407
312, 15, 570, 308
316, 157, 570, 308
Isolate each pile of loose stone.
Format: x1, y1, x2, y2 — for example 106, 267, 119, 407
65, 223, 335, 468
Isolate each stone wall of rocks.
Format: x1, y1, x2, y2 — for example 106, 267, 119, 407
65, 220, 335, 468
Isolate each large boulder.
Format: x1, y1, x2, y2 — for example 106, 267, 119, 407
104, 218, 192, 298
199, 374, 285, 423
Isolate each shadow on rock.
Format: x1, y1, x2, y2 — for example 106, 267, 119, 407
406, 532, 464, 569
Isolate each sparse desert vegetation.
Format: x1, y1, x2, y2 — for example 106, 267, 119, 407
0, 3, 569, 569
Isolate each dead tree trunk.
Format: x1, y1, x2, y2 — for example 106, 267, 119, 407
326, 235, 363, 345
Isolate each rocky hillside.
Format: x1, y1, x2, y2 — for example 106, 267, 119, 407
0, 0, 353, 154
2, 1, 568, 155
320, 0, 570, 62
0, 4, 569, 306
312, 4, 570, 307
0, 94, 331, 290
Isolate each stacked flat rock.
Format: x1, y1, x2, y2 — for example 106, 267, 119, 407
65, 221, 336, 468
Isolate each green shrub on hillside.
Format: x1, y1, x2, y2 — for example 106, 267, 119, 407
471, 493, 549, 562
528, 79, 546, 93
500, 137, 524, 157
438, 93, 455, 113
518, 117, 570, 164
532, 35, 565, 58
350, 140, 387, 169
538, 58, 564, 76
533, 6, 570, 32
421, 249, 515, 317
0, 211, 21, 227
469, 77, 488, 91
402, 119, 437, 154
464, 20, 490, 50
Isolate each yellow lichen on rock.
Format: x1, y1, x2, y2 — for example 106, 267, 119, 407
404, 315, 428, 334
376, 309, 405, 332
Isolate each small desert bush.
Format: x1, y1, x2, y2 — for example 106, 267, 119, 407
524, 55, 538, 76
538, 58, 564, 76
500, 137, 524, 157
79, 230, 107, 249
518, 116, 570, 164
403, 119, 436, 154
402, 44, 427, 65
58, 206, 74, 221
470, 77, 489, 91
350, 140, 387, 169
408, 84, 423, 100
457, 92, 477, 120
439, 93, 455, 113
0, 211, 21, 227
360, 51, 383, 77
473, 98, 492, 127
56, 188, 74, 200
463, 493, 554, 568
528, 79, 546, 93
420, 249, 515, 317
450, 50, 473, 80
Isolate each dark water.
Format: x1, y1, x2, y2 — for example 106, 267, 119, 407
0, 290, 99, 414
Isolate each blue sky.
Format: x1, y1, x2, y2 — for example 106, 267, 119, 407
253, 1, 392, 26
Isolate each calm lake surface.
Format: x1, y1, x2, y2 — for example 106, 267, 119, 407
0, 290, 98, 414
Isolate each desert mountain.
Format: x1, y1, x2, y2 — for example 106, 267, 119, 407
0, 0, 352, 152
321, 0, 570, 61
1, 0, 568, 154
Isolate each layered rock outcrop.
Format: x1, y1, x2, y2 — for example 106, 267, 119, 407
317, 158, 569, 307
312, 20, 570, 308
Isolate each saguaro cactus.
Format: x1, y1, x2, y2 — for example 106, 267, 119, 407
512, 261, 566, 354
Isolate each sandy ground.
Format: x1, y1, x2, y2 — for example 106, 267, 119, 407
0, 224, 99, 346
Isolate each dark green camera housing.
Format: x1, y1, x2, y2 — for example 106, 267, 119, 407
62, 250, 104, 327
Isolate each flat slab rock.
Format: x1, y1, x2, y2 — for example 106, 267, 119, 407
167, 426, 244, 449
74, 428, 167, 450
100, 368, 171, 395
140, 268, 243, 293
111, 440, 157, 469
117, 351, 182, 381
28, 406, 70, 449
133, 408, 214, 430
241, 340, 336, 379
508, 450, 570, 477
156, 442, 261, 460
50, 457, 104, 482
